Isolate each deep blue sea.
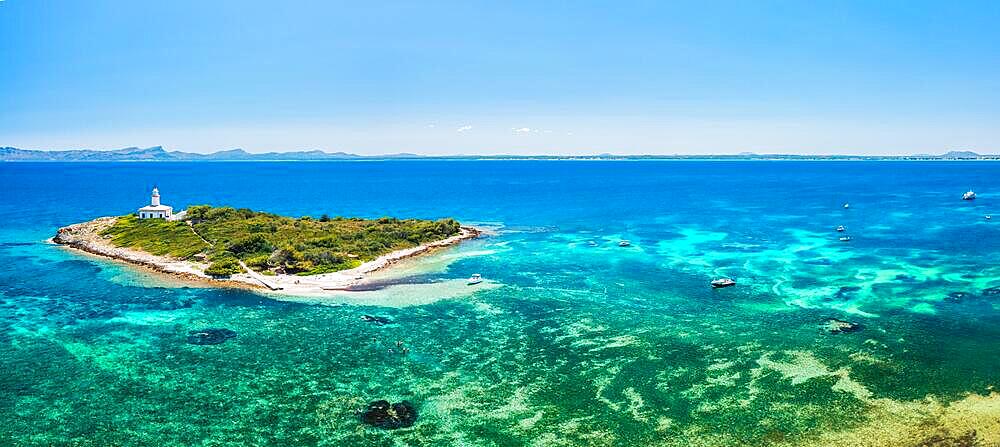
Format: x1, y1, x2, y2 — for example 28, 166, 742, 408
1, 161, 999, 446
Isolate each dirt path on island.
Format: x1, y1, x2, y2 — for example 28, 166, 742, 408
186, 221, 281, 290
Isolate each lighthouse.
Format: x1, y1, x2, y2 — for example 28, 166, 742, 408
138, 187, 173, 219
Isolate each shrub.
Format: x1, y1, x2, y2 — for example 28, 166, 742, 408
204, 258, 244, 277
247, 222, 275, 233
268, 246, 304, 271
226, 234, 273, 257
205, 206, 238, 221
185, 205, 212, 221
244, 254, 270, 270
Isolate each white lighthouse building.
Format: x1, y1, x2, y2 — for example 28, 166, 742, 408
138, 187, 173, 219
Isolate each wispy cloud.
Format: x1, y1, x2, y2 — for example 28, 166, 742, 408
456, 125, 473, 133
512, 127, 559, 135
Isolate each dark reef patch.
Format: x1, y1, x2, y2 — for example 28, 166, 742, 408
360, 400, 418, 429
186, 328, 237, 345
831, 286, 861, 301
148, 295, 197, 311
361, 315, 392, 325
55, 259, 104, 272
981, 286, 1000, 297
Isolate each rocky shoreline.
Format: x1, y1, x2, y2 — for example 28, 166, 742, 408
53, 216, 482, 295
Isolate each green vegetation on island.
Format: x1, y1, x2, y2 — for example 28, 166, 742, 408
101, 215, 211, 259
101, 206, 462, 277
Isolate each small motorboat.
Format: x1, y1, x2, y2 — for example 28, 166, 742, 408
711, 278, 736, 288
963, 190, 976, 200
839, 236, 852, 242
587, 241, 599, 247
986, 215, 993, 221
618, 240, 631, 247
835, 225, 846, 232
843, 203, 850, 209
467, 274, 483, 285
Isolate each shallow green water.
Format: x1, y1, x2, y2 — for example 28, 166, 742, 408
1, 161, 999, 446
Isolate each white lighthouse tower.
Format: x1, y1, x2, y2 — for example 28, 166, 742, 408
138, 187, 173, 219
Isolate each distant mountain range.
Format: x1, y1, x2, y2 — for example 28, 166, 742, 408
1, 146, 997, 161
0, 146, 379, 161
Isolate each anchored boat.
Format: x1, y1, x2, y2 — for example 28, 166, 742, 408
711, 278, 736, 288
963, 190, 977, 200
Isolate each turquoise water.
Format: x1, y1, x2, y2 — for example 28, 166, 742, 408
1, 161, 999, 446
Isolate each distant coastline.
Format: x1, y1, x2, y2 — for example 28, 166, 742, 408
2, 146, 998, 162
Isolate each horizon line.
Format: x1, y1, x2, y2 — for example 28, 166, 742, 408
2, 145, 997, 159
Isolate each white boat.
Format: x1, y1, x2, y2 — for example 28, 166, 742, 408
839, 236, 852, 242
963, 190, 976, 200
843, 203, 850, 209
618, 240, 631, 247
987, 215, 993, 221
467, 274, 483, 285
711, 278, 736, 288
587, 241, 598, 247
836, 225, 846, 232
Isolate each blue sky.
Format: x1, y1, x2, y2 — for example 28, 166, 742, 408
2, 0, 998, 155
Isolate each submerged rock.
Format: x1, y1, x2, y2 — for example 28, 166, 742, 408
982, 287, 1000, 297
360, 400, 418, 429
150, 296, 197, 311
832, 286, 861, 301
186, 328, 237, 345
361, 315, 391, 325
822, 318, 861, 334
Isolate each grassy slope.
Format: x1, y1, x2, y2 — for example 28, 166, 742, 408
101, 206, 461, 276
101, 215, 210, 259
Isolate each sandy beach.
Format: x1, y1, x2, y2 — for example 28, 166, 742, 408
53, 216, 482, 296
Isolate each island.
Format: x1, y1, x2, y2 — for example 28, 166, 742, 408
53, 201, 479, 295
